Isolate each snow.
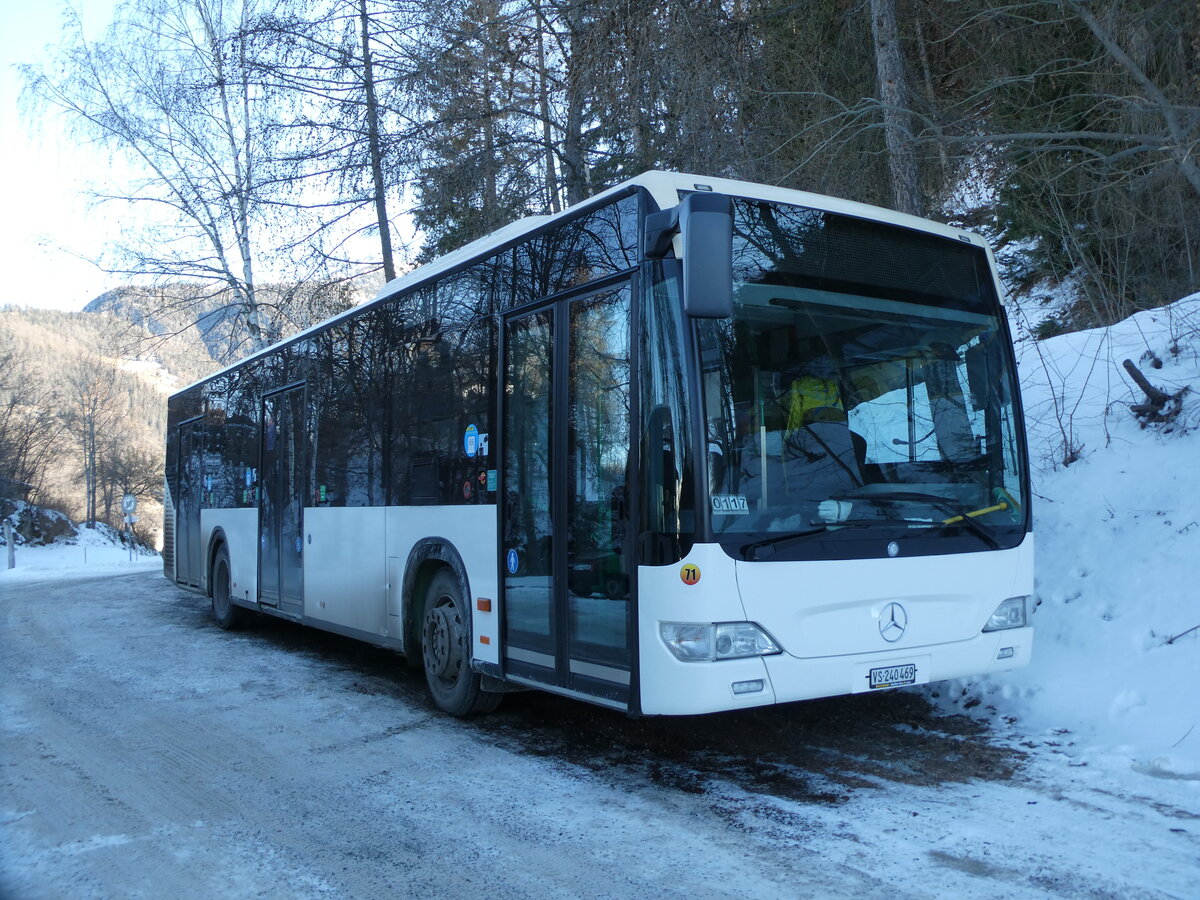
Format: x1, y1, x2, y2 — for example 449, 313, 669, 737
119, 356, 179, 393
936, 293, 1200, 781
0, 525, 161, 585
6, 569, 1197, 899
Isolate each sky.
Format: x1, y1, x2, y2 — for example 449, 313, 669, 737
0, 1, 407, 316
0, 1, 122, 313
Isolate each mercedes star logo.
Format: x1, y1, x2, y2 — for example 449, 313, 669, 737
878, 602, 908, 642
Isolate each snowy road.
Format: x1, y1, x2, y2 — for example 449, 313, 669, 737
2, 572, 1196, 898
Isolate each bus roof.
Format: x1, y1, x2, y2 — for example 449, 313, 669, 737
374, 171, 980, 305
174, 171, 985, 396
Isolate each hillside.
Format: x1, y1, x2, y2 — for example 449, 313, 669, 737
4, 304, 217, 390
943, 292, 1200, 776
0, 278, 373, 543
0, 306, 187, 541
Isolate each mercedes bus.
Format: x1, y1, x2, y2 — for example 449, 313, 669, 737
164, 171, 1033, 716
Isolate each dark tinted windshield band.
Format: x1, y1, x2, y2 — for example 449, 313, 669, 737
731, 198, 997, 314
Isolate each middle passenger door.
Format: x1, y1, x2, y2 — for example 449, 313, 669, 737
501, 281, 634, 708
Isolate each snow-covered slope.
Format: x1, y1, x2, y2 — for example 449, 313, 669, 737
945, 293, 1200, 779
0, 520, 160, 584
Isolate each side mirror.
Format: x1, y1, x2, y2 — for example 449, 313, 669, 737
645, 193, 734, 318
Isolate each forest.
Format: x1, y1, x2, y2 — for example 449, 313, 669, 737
0, 284, 366, 542
3, 0, 1197, 541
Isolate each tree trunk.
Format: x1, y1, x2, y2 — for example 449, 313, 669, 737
360, 0, 396, 281
561, 4, 587, 206
87, 415, 96, 528
483, 82, 498, 218
1122, 359, 1172, 408
869, 0, 923, 217
201, 0, 265, 350
534, 1, 560, 214
482, 5, 499, 221
914, 20, 948, 178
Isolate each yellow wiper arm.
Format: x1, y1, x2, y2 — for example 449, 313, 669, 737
941, 500, 1008, 525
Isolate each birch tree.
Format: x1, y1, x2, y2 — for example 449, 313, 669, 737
26, 0, 298, 354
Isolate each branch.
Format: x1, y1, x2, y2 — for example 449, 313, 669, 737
1122, 359, 1171, 408
1069, 0, 1200, 198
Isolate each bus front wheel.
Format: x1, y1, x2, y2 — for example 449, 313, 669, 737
420, 570, 501, 716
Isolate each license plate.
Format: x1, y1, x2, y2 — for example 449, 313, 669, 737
869, 663, 918, 690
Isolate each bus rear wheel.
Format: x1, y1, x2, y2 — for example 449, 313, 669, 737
211, 545, 246, 630
421, 570, 501, 716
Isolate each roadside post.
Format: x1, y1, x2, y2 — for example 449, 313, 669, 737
5, 521, 13, 570
122, 494, 138, 563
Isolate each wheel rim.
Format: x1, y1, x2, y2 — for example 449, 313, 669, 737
423, 594, 463, 684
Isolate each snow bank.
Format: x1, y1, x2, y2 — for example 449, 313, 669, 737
946, 294, 1200, 778
0, 524, 160, 586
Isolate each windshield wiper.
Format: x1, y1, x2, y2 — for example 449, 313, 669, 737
740, 520, 881, 560
843, 491, 1002, 549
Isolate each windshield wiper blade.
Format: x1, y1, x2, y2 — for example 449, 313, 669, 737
739, 520, 881, 559
844, 491, 1001, 549
741, 526, 829, 559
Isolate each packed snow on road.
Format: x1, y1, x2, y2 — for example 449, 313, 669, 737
2, 297, 1197, 898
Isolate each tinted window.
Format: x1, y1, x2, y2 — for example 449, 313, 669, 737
731, 198, 997, 313
511, 194, 639, 307
638, 260, 696, 563
205, 366, 259, 508
313, 319, 381, 507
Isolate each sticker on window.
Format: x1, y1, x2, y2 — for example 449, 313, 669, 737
711, 495, 749, 515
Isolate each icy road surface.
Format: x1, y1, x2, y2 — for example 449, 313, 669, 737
2, 572, 1196, 898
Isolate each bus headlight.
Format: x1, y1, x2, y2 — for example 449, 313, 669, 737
660, 622, 782, 661
983, 596, 1028, 632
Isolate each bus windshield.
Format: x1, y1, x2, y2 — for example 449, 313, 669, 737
697, 198, 1028, 559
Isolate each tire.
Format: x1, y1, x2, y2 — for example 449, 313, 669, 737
211, 545, 246, 631
421, 569, 502, 716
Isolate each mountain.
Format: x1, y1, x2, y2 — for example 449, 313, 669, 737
84, 280, 372, 370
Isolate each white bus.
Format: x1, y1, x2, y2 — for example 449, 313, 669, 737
165, 171, 1033, 716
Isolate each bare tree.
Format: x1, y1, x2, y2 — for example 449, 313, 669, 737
241, 0, 420, 281
62, 358, 120, 529
0, 333, 63, 500
356, 0, 398, 280
24, 0, 309, 354
1070, 0, 1200, 200
98, 442, 163, 528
